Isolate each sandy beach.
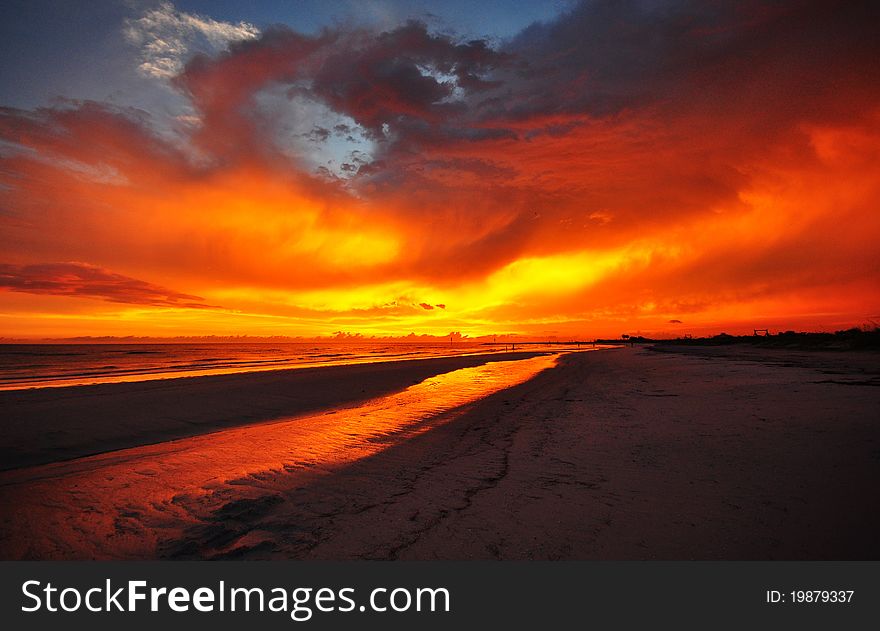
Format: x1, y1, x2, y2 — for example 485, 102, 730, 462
0, 350, 549, 470
0, 345, 877, 560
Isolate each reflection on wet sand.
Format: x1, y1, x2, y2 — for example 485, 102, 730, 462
0, 353, 563, 559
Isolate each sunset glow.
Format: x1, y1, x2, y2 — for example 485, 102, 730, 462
2, 1, 878, 339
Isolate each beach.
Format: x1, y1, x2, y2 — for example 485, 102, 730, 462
0, 349, 551, 470
0, 345, 877, 559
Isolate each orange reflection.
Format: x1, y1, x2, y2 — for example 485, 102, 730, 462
0, 352, 576, 558
0, 344, 565, 391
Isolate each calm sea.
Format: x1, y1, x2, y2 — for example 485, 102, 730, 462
0, 341, 534, 390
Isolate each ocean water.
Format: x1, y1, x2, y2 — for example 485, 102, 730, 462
0, 341, 553, 390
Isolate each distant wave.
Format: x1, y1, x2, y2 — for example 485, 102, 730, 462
0, 341, 509, 390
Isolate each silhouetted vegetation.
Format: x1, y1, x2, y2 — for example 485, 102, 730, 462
651, 327, 880, 350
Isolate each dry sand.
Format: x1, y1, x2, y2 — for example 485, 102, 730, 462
1, 345, 877, 559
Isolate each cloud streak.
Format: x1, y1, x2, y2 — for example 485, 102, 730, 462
0, 263, 218, 309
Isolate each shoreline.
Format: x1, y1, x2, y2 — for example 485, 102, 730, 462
0, 345, 876, 559
0, 343, 592, 392
0, 349, 563, 471
0, 352, 564, 559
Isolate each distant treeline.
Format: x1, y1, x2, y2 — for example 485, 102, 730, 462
604, 328, 880, 350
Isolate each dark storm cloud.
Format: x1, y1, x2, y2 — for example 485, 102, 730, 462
10, 1, 873, 176
309, 20, 506, 136
492, 0, 880, 125
159, 0, 880, 196
168, 20, 508, 162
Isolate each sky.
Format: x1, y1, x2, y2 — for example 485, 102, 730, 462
1, 0, 878, 339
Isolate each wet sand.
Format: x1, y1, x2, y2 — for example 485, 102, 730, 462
1, 345, 878, 559
0, 353, 561, 558
0, 350, 548, 470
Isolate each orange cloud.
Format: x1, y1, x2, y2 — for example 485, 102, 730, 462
1, 1, 879, 338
